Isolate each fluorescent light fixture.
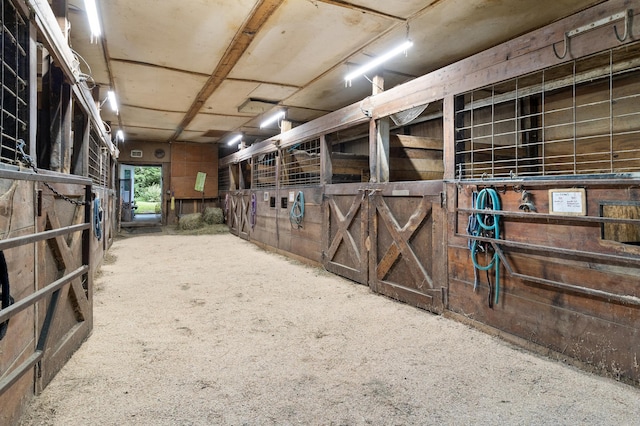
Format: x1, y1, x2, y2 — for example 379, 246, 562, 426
107, 90, 118, 113
116, 130, 124, 141
260, 110, 285, 129
84, 0, 101, 39
227, 134, 243, 146
345, 40, 414, 84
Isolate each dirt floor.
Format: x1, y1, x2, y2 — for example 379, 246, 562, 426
19, 231, 640, 425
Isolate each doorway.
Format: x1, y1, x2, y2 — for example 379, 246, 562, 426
119, 164, 163, 226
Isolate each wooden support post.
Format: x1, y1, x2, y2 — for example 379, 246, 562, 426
320, 134, 332, 185
281, 119, 293, 133
369, 74, 389, 182
443, 95, 456, 180
369, 119, 377, 182
229, 164, 238, 190
238, 162, 246, 190
376, 118, 390, 183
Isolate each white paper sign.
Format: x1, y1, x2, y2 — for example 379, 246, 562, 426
549, 189, 586, 215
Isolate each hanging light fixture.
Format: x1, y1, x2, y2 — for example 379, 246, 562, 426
227, 134, 243, 146
107, 90, 118, 114
84, 0, 101, 41
260, 110, 285, 129
344, 40, 413, 86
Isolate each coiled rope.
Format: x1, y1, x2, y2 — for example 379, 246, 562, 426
0, 251, 14, 340
290, 191, 305, 229
93, 197, 103, 241
250, 192, 257, 229
470, 188, 501, 307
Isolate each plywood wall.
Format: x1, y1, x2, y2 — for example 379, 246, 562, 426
170, 142, 218, 199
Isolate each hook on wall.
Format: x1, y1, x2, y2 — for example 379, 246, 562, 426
614, 9, 632, 42
553, 9, 633, 60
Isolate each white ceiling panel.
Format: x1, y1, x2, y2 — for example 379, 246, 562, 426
118, 106, 185, 131
201, 80, 300, 115
339, 0, 439, 19
186, 113, 253, 133
121, 128, 176, 142
112, 62, 209, 112
177, 130, 221, 143
201, 80, 260, 115
229, 0, 397, 86
248, 82, 300, 103
98, 0, 260, 74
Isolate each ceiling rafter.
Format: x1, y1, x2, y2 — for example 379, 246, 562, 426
168, 0, 287, 143
310, 0, 406, 22
110, 58, 211, 78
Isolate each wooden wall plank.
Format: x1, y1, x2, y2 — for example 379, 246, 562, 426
170, 142, 218, 199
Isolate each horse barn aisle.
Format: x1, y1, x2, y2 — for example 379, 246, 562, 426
20, 234, 639, 425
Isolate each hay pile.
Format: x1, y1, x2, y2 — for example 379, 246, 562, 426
178, 207, 224, 230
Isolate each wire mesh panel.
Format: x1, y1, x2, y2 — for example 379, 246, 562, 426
253, 151, 277, 189
1, 0, 29, 165
218, 165, 231, 191
87, 130, 107, 186
281, 139, 321, 187
455, 42, 640, 179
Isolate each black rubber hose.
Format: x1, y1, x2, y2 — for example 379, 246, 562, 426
0, 251, 14, 340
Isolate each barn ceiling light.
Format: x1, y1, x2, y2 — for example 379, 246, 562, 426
107, 90, 118, 114
260, 110, 285, 129
227, 134, 243, 146
84, 0, 101, 41
344, 40, 414, 86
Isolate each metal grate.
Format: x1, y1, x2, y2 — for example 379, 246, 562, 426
281, 139, 321, 187
218, 165, 231, 191
87, 130, 107, 186
1, 0, 29, 165
455, 43, 640, 179
253, 152, 277, 188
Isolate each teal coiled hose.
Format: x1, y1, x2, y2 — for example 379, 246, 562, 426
290, 191, 304, 229
470, 188, 501, 307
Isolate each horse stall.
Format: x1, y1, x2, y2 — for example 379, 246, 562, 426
220, 0, 640, 386
0, 1, 117, 424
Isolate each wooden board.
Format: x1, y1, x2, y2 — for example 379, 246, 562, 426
170, 142, 219, 199
449, 182, 640, 384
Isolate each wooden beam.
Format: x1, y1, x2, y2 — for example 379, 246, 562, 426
169, 0, 286, 143
390, 134, 443, 150
311, 0, 405, 22
320, 134, 332, 185
443, 95, 456, 180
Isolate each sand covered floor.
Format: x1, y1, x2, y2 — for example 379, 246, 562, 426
19, 233, 640, 425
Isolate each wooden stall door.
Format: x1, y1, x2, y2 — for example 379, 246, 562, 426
229, 191, 251, 240
228, 193, 240, 236
368, 182, 446, 314
35, 182, 92, 392
323, 185, 368, 284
